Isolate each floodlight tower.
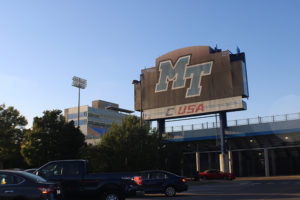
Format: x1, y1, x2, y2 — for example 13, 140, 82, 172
72, 76, 87, 128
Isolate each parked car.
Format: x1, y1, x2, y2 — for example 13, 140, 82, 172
138, 170, 188, 197
0, 170, 61, 200
198, 169, 235, 180
35, 160, 141, 200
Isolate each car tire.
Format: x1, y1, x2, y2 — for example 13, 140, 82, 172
202, 176, 207, 180
165, 186, 176, 197
102, 191, 123, 200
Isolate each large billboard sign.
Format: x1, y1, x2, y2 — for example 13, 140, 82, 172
134, 46, 249, 120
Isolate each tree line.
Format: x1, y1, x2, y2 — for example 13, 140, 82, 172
0, 104, 183, 174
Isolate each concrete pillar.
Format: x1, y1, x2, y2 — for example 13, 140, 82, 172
180, 156, 184, 176
196, 152, 200, 172
219, 153, 229, 172
238, 151, 243, 177
208, 153, 212, 169
271, 150, 276, 176
228, 150, 233, 174
264, 148, 270, 177
251, 154, 256, 176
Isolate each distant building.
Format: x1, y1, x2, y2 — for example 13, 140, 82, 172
64, 100, 132, 144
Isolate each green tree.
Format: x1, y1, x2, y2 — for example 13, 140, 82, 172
83, 116, 161, 172
21, 110, 86, 167
161, 143, 184, 175
0, 104, 28, 168
80, 143, 102, 172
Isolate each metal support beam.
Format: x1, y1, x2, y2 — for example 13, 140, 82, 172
219, 112, 227, 154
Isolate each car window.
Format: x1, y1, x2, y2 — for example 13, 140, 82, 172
150, 172, 165, 179
0, 174, 24, 185
141, 172, 150, 180
15, 176, 25, 184
40, 162, 63, 177
0, 174, 14, 185
85, 161, 93, 174
62, 162, 81, 176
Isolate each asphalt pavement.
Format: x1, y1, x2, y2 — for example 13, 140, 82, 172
128, 175, 300, 200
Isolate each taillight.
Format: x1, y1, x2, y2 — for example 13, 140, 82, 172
182, 178, 187, 183
133, 176, 142, 185
37, 187, 54, 194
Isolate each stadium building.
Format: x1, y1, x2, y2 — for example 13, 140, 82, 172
64, 100, 132, 144
165, 112, 300, 177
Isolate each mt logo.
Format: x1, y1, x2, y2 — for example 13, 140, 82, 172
155, 55, 213, 98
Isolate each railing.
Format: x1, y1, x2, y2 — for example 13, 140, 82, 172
165, 113, 300, 133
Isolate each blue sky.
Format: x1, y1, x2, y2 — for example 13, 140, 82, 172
1, 0, 300, 128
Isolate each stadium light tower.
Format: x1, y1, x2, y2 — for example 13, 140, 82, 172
72, 76, 87, 128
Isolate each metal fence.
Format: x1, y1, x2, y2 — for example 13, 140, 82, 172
165, 113, 300, 133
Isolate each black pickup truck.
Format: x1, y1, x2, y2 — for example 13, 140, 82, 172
34, 160, 141, 200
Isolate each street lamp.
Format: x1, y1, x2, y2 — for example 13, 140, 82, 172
132, 74, 143, 127
72, 76, 87, 128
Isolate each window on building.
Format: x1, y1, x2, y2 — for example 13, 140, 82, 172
67, 112, 87, 120
74, 120, 87, 126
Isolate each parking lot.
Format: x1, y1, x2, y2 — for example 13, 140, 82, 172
128, 176, 300, 200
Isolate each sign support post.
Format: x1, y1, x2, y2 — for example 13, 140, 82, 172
158, 119, 165, 169
158, 119, 165, 140
219, 111, 229, 172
